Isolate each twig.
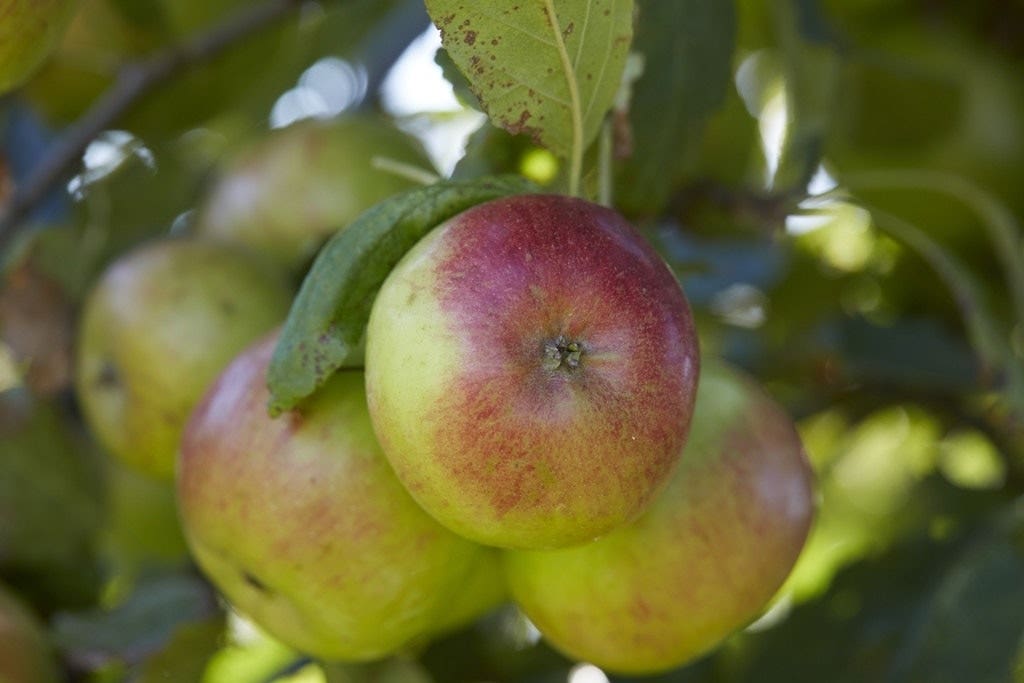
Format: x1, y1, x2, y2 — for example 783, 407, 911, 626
0, 0, 307, 253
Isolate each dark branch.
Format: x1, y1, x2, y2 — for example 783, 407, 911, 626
0, 0, 307, 253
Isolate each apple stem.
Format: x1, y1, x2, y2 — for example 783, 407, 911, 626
542, 336, 584, 372
543, 0, 584, 198
370, 156, 441, 186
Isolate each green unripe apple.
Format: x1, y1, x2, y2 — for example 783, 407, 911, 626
193, 116, 434, 271
365, 194, 700, 549
0, 583, 60, 683
0, 0, 78, 94
503, 361, 816, 675
74, 238, 292, 480
177, 333, 500, 661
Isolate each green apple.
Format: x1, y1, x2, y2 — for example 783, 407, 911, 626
429, 547, 506, 636
0, 583, 60, 683
502, 360, 816, 675
177, 332, 499, 661
74, 238, 292, 480
0, 0, 78, 94
193, 116, 434, 271
365, 194, 700, 549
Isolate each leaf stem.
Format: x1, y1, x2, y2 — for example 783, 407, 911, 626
370, 156, 440, 186
598, 117, 613, 206
543, 0, 584, 198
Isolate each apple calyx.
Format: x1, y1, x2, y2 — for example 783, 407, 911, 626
542, 335, 584, 372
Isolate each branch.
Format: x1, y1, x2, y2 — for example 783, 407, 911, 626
0, 0, 307, 253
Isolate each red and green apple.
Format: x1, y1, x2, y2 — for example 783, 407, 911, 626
365, 194, 700, 549
177, 332, 502, 661
502, 360, 816, 674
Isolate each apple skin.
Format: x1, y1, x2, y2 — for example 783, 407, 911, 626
74, 239, 292, 480
0, 0, 77, 94
365, 194, 700, 549
177, 332, 499, 661
0, 583, 60, 683
502, 360, 816, 675
194, 116, 433, 271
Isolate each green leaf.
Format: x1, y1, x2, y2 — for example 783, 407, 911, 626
865, 207, 1010, 384
771, 0, 841, 190
52, 571, 219, 668
425, 0, 633, 158
267, 175, 538, 415
137, 617, 226, 683
893, 500, 1024, 683
615, 0, 736, 215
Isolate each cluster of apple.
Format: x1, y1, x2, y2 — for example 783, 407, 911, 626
72, 115, 815, 676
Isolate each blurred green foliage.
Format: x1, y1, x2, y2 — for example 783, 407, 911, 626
1, 0, 1023, 680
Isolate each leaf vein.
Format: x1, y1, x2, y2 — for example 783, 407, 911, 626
465, 6, 558, 48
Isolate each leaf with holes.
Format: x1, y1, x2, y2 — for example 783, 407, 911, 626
427, 0, 633, 159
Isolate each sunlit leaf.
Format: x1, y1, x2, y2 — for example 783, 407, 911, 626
426, 0, 633, 159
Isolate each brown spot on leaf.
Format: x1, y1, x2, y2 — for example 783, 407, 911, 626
464, 29, 477, 45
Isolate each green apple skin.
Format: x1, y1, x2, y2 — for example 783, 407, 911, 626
74, 238, 292, 480
0, 584, 60, 683
503, 361, 815, 675
429, 547, 506, 636
365, 194, 700, 550
177, 333, 496, 661
194, 116, 433, 271
0, 0, 77, 94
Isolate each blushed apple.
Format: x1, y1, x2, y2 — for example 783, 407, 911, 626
177, 332, 499, 661
502, 361, 816, 675
75, 238, 292, 479
365, 194, 700, 549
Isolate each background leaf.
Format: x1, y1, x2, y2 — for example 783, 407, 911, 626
426, 0, 633, 158
615, 0, 737, 215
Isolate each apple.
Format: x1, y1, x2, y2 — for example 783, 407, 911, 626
194, 116, 434, 271
74, 238, 292, 480
0, 0, 77, 94
365, 194, 700, 549
177, 332, 501, 661
0, 583, 60, 683
502, 360, 816, 675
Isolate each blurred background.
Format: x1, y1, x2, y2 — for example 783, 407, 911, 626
1, 0, 1023, 681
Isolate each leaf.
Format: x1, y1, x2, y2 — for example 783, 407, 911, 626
137, 617, 226, 683
52, 571, 219, 669
892, 500, 1024, 683
615, 0, 737, 214
425, 0, 633, 157
267, 175, 538, 415
771, 0, 841, 190
710, 486, 1012, 683
866, 207, 1010, 383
